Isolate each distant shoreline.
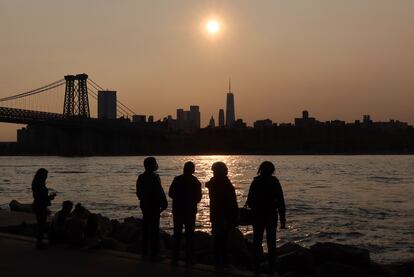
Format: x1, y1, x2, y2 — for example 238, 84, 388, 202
1, 151, 414, 157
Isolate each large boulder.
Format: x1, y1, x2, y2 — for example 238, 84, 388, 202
9, 200, 34, 213
389, 260, 414, 277
192, 231, 213, 254
311, 242, 370, 267
277, 242, 309, 256
110, 219, 142, 244
160, 231, 173, 250
317, 262, 366, 277
276, 246, 315, 276
228, 228, 253, 268
96, 214, 112, 237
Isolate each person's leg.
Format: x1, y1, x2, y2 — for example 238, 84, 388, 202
141, 211, 149, 258
265, 220, 277, 274
184, 213, 196, 264
35, 208, 47, 248
212, 225, 223, 266
172, 213, 184, 263
222, 228, 230, 266
149, 212, 161, 259
253, 222, 265, 272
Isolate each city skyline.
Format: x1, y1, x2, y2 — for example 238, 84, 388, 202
1, 1, 414, 140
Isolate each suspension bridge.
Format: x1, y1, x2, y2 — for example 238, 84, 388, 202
0, 74, 136, 126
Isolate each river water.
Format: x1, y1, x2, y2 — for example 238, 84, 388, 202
0, 155, 413, 262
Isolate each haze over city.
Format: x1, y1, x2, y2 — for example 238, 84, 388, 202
1, 0, 413, 141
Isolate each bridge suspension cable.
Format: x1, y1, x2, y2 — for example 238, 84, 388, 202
87, 79, 136, 118
0, 75, 137, 120
0, 79, 65, 102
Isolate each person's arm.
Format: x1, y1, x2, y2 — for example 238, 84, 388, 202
42, 186, 52, 206
168, 177, 177, 199
195, 179, 202, 203
136, 175, 142, 200
229, 181, 239, 225
276, 181, 286, 228
246, 180, 255, 208
158, 175, 168, 212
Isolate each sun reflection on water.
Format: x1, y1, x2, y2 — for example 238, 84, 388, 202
1, 155, 414, 262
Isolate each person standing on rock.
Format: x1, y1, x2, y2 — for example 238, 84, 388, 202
206, 162, 238, 267
169, 161, 202, 265
246, 161, 286, 275
136, 157, 168, 260
31, 168, 56, 249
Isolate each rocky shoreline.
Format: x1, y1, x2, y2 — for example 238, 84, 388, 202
1, 201, 413, 277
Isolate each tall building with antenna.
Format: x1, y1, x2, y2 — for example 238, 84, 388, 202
225, 79, 235, 127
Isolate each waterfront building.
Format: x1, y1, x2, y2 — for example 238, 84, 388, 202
209, 116, 216, 128
294, 110, 318, 127
98, 90, 117, 119
132, 115, 146, 123
190, 105, 201, 129
218, 109, 225, 127
226, 80, 235, 127
176, 105, 200, 131
254, 119, 273, 128
176, 109, 184, 130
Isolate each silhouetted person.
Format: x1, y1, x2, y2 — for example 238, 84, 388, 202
246, 161, 286, 275
65, 203, 90, 246
49, 200, 73, 244
136, 157, 168, 260
31, 168, 56, 249
169, 161, 202, 265
206, 162, 238, 267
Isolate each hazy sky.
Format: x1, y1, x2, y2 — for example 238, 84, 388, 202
1, 0, 413, 141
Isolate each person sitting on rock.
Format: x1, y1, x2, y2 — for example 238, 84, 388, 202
49, 200, 73, 244
169, 161, 202, 265
64, 203, 90, 246
136, 157, 168, 260
31, 168, 56, 249
206, 162, 238, 267
246, 161, 286, 275
83, 213, 103, 249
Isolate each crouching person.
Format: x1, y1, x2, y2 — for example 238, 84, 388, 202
49, 200, 74, 244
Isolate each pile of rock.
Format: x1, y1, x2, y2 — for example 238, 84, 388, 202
3, 200, 413, 276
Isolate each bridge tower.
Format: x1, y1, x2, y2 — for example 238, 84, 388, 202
63, 74, 90, 118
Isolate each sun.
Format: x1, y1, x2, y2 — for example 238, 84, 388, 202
206, 19, 220, 34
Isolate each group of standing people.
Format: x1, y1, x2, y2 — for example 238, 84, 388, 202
31, 157, 286, 274
135, 157, 286, 273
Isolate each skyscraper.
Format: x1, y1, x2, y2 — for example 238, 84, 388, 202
190, 105, 200, 129
218, 109, 225, 127
209, 116, 215, 128
225, 79, 235, 127
176, 108, 184, 130
98, 90, 117, 119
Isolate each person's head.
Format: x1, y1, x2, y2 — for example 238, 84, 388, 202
183, 161, 195, 175
143, 157, 158, 172
211, 162, 228, 177
62, 200, 74, 215
32, 168, 48, 186
257, 161, 275, 176
73, 203, 87, 216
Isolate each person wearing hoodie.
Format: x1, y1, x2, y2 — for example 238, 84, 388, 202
205, 162, 238, 267
246, 161, 286, 275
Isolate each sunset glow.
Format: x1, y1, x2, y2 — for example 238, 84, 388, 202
206, 19, 220, 34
